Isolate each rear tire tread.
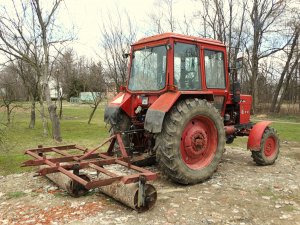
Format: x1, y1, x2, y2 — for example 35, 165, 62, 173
156, 98, 225, 184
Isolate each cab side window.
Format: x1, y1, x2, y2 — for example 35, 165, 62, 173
204, 50, 226, 89
174, 43, 201, 90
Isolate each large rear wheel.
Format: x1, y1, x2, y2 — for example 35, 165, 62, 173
155, 98, 225, 184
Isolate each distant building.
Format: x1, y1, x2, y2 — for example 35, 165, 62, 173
79, 92, 100, 102
49, 79, 62, 100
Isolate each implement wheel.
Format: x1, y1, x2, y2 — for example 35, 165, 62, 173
251, 127, 279, 165
156, 98, 225, 184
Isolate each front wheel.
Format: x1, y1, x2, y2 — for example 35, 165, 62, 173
251, 127, 279, 165
155, 98, 225, 184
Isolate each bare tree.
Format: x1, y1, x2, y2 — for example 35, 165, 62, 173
100, 9, 136, 92
0, 0, 72, 141
0, 65, 24, 125
9, 58, 40, 128
246, 0, 289, 112
86, 62, 106, 124
269, 24, 300, 112
148, 0, 177, 34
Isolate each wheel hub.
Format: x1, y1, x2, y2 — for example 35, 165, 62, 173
180, 115, 218, 170
184, 128, 208, 159
264, 136, 276, 157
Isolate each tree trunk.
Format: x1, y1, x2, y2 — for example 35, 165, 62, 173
39, 99, 48, 137
275, 54, 300, 113
6, 105, 11, 125
250, 0, 259, 114
270, 29, 300, 112
88, 96, 101, 124
59, 95, 63, 119
250, 63, 259, 114
35, 0, 62, 142
88, 106, 97, 125
44, 83, 62, 141
29, 100, 36, 129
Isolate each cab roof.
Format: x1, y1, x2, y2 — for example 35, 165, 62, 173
134, 32, 224, 47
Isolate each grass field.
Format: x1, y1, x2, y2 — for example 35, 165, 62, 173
0, 102, 109, 175
0, 101, 299, 175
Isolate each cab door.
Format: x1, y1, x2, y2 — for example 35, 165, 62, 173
200, 45, 229, 115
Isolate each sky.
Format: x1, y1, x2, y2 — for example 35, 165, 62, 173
61, 0, 197, 59
0, 0, 198, 64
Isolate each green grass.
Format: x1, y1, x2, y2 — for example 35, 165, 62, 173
271, 122, 300, 143
6, 191, 27, 199
0, 102, 109, 175
251, 114, 300, 142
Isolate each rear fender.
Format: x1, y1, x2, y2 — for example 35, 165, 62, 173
144, 92, 181, 133
104, 92, 131, 125
247, 121, 272, 151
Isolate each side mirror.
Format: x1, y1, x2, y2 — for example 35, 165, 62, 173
122, 53, 130, 59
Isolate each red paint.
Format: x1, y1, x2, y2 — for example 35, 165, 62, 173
264, 135, 278, 158
135, 33, 223, 46
148, 91, 181, 112
180, 115, 218, 169
239, 95, 252, 124
247, 121, 272, 151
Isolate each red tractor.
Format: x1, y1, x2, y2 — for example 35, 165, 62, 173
23, 33, 280, 211
105, 32, 280, 184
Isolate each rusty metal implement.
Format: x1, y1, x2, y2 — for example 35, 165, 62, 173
22, 133, 158, 212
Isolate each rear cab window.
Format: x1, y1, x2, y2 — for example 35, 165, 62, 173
204, 50, 226, 89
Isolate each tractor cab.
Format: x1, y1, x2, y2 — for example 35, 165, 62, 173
106, 33, 235, 130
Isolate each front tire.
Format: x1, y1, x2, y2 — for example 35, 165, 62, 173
155, 98, 225, 184
251, 127, 279, 165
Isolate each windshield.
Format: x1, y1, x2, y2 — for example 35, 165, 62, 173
128, 45, 167, 91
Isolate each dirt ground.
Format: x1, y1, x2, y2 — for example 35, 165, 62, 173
0, 142, 299, 225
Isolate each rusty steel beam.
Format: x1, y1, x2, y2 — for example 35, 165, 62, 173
38, 158, 117, 175
78, 135, 115, 161
24, 145, 77, 153
23, 139, 158, 212
116, 133, 128, 157
99, 153, 152, 173
41, 166, 90, 197
88, 163, 119, 177
74, 145, 89, 152
25, 150, 89, 187
121, 173, 157, 184
22, 153, 101, 167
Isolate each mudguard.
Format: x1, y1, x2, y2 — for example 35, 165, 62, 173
104, 92, 131, 125
144, 91, 181, 133
247, 121, 272, 151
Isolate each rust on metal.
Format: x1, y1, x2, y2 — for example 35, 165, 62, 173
22, 133, 158, 211
99, 180, 157, 213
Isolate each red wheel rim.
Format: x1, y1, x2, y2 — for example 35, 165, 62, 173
180, 115, 217, 169
264, 136, 277, 158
